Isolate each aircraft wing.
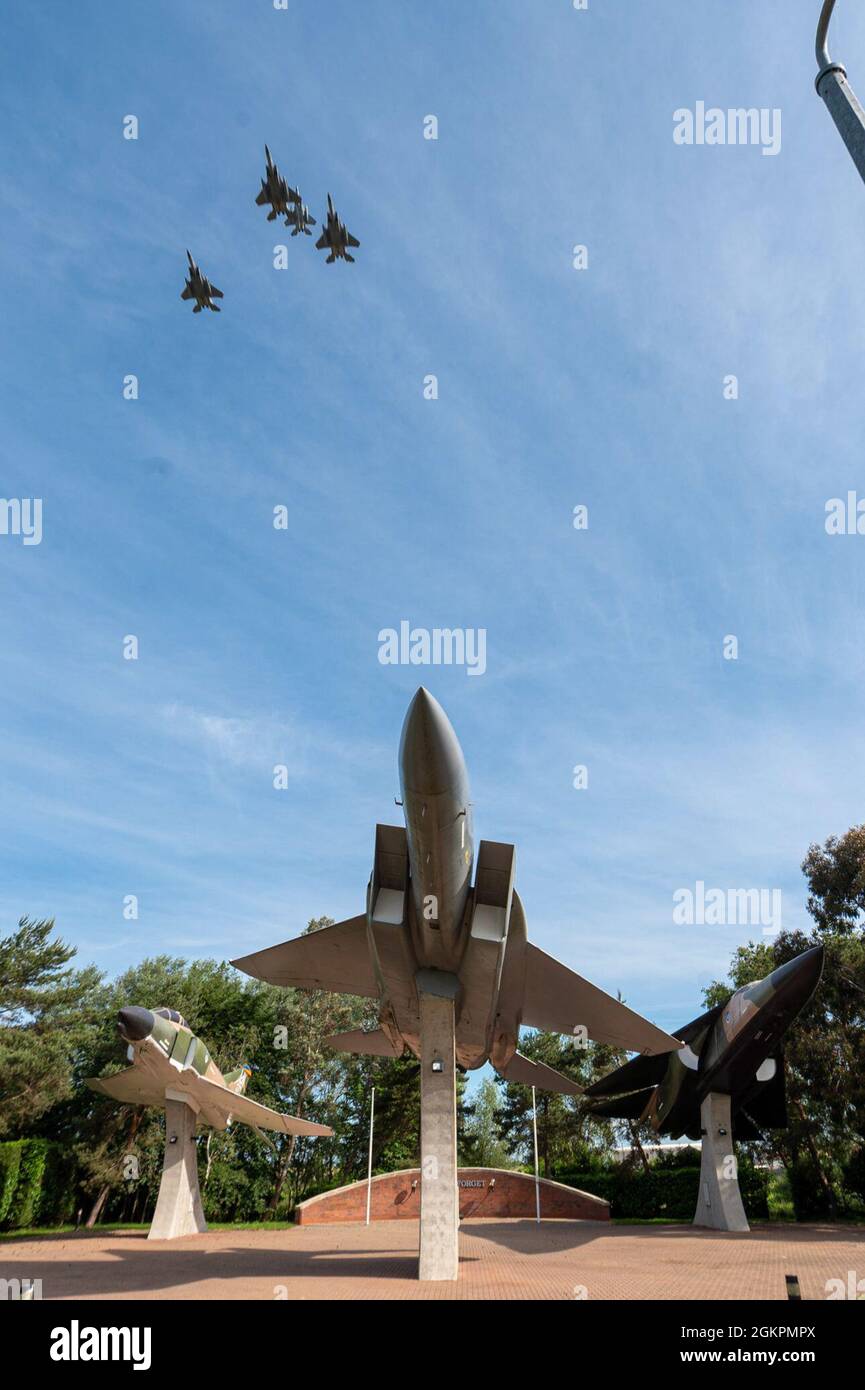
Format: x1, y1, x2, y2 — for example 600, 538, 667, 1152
180, 286, 193, 300
209, 286, 224, 299
497, 1050, 583, 1096
255, 189, 269, 206
522, 943, 681, 1055
190, 1074, 332, 1136
584, 1050, 670, 1098
86, 1068, 156, 1106
586, 1086, 656, 1120
346, 232, 360, 248
232, 915, 377, 997
315, 231, 329, 250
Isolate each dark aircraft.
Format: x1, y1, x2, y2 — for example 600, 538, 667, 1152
180, 251, 223, 313
285, 200, 317, 237
585, 944, 824, 1140
255, 145, 300, 224
232, 688, 680, 1096
315, 194, 360, 263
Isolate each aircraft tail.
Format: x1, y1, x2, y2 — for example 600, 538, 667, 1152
496, 1051, 583, 1097
223, 1065, 252, 1096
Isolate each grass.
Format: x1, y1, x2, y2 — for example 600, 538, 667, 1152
0, 1219, 298, 1240
766, 1170, 797, 1222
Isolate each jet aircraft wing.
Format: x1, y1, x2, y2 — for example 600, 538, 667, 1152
180, 286, 193, 300
522, 943, 681, 1055
586, 1086, 656, 1120
209, 286, 224, 299
86, 1068, 157, 1105
584, 1049, 670, 1098
315, 231, 329, 250
346, 232, 360, 248
189, 1074, 332, 1135
498, 1050, 583, 1096
231, 915, 377, 997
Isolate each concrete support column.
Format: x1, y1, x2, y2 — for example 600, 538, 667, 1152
418, 988, 459, 1281
693, 1091, 749, 1233
148, 1091, 207, 1241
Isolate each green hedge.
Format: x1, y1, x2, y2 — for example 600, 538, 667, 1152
555, 1166, 770, 1221
0, 1140, 77, 1230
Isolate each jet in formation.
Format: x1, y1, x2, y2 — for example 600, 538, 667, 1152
255, 144, 301, 224
585, 944, 824, 1139
180, 251, 224, 313
87, 1005, 332, 1138
286, 201, 317, 237
315, 194, 360, 263
233, 688, 681, 1096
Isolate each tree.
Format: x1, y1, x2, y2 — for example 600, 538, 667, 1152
461, 1077, 511, 1168
0, 917, 103, 1138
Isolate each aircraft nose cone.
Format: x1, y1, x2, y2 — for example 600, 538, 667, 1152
767, 944, 824, 1012
399, 687, 467, 796
117, 1006, 155, 1042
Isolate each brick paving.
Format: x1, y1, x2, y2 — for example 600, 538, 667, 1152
2, 1220, 862, 1301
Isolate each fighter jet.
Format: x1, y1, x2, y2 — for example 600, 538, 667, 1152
87, 1006, 332, 1137
584, 945, 824, 1140
315, 194, 360, 263
180, 251, 224, 313
232, 689, 681, 1097
285, 200, 317, 237
255, 145, 300, 224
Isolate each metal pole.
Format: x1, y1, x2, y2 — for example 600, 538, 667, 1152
531, 1085, 541, 1225
817, 0, 837, 68
815, 0, 865, 187
365, 1085, 375, 1226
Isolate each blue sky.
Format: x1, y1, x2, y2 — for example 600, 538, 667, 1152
1, 1, 865, 1043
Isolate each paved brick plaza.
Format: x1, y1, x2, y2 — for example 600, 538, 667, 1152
3, 1220, 863, 1301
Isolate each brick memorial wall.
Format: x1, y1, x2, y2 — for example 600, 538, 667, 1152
295, 1168, 610, 1225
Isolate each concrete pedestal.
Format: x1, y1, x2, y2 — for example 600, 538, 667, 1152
418, 989, 459, 1281
693, 1092, 750, 1233
147, 1092, 207, 1241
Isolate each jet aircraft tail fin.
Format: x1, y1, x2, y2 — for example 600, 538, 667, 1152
497, 1051, 583, 1096
522, 943, 682, 1055
324, 1027, 403, 1057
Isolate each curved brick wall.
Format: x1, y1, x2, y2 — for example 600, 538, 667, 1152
295, 1168, 610, 1225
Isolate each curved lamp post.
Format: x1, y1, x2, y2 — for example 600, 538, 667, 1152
816, 0, 865, 184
